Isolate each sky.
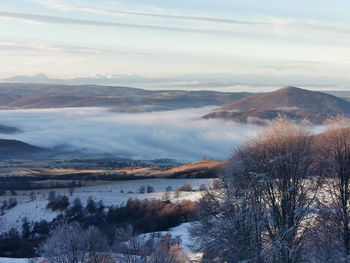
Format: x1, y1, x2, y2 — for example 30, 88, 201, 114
1, 0, 350, 82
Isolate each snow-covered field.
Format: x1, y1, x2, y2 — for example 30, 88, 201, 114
0, 178, 213, 234
0, 178, 212, 262
0, 258, 33, 263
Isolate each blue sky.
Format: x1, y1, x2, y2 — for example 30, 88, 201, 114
1, 0, 350, 81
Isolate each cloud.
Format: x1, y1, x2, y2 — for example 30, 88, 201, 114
28, 0, 267, 26
0, 107, 261, 161
0, 40, 149, 56
258, 65, 317, 71
2, 5, 350, 42
0, 11, 237, 36
5, 9, 347, 40
25, 0, 350, 40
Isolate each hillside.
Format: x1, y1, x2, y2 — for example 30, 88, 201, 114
0, 139, 45, 158
204, 87, 350, 124
0, 125, 19, 134
0, 83, 253, 112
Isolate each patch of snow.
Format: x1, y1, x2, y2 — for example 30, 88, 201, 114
0, 258, 32, 263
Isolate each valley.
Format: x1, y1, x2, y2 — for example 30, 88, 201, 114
0, 83, 349, 262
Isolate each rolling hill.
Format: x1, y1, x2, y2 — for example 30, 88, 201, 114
204, 87, 350, 124
0, 139, 45, 158
0, 83, 253, 112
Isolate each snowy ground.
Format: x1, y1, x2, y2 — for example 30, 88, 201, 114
0, 258, 30, 263
0, 178, 212, 262
0, 178, 213, 234
0, 222, 201, 263
139, 222, 202, 262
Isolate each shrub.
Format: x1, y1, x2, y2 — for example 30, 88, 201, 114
48, 191, 56, 202
46, 194, 69, 211
86, 196, 98, 214
179, 184, 192, 192
106, 199, 197, 233
29, 191, 36, 201
138, 185, 145, 194
146, 185, 154, 193
8, 198, 17, 209
199, 184, 207, 191
174, 188, 181, 198
68, 187, 75, 196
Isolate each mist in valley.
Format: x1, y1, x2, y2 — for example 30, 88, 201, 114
0, 107, 262, 161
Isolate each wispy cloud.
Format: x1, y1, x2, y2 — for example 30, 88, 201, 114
0, 11, 239, 36
26, 0, 350, 41
2, 9, 350, 43
28, 0, 266, 26
0, 40, 149, 56
258, 65, 317, 71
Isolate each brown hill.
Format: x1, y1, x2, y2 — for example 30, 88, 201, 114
223, 86, 350, 114
204, 87, 350, 124
0, 83, 253, 111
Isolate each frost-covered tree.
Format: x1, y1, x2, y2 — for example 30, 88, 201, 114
146, 185, 154, 193
315, 116, 350, 261
21, 217, 30, 239
38, 223, 110, 263
83, 226, 111, 263
191, 116, 322, 263
190, 165, 265, 263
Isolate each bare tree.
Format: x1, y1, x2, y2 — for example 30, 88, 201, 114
163, 188, 171, 203
29, 191, 36, 201
191, 116, 322, 263
317, 116, 350, 261
190, 163, 265, 263
138, 185, 146, 194
174, 188, 181, 198
307, 202, 344, 263
38, 223, 110, 263
84, 226, 111, 263
68, 187, 75, 196
245, 117, 323, 262
113, 225, 143, 263
146, 185, 154, 193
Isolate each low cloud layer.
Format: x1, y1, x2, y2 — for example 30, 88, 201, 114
0, 107, 261, 162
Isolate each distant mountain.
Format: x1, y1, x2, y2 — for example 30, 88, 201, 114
204, 87, 350, 124
0, 125, 20, 134
0, 139, 45, 158
3, 73, 350, 90
4, 73, 56, 83
0, 83, 253, 111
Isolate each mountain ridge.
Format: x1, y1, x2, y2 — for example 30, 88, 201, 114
204, 86, 350, 124
0, 83, 254, 112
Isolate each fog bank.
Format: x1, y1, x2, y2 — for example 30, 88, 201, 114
0, 107, 261, 161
